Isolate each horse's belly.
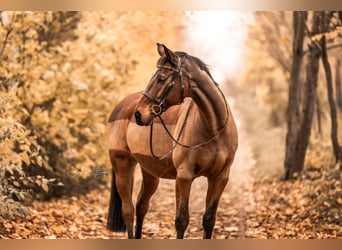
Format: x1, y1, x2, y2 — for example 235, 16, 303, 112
127, 121, 177, 179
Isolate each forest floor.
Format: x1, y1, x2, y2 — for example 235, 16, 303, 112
0, 87, 342, 239
1, 102, 341, 239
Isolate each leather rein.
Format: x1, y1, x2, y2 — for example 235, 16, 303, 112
143, 58, 229, 159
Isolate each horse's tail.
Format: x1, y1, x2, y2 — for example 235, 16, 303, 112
107, 169, 126, 232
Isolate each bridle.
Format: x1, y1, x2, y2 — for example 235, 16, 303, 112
142, 57, 185, 117
142, 56, 229, 159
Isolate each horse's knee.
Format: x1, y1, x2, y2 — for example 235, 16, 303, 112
121, 202, 134, 220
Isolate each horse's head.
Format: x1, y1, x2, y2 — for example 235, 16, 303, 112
134, 43, 190, 126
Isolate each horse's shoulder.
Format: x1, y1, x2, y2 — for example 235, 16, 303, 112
108, 92, 142, 122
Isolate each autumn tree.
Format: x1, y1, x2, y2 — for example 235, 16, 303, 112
321, 12, 342, 163
0, 11, 136, 221
244, 11, 292, 126
284, 11, 342, 179
0, 11, 184, 224
284, 11, 307, 179
335, 57, 342, 110
244, 11, 342, 179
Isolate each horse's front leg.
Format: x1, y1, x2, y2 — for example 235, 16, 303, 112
175, 172, 193, 239
202, 176, 228, 239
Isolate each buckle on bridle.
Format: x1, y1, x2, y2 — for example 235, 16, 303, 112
144, 80, 175, 117
151, 103, 164, 116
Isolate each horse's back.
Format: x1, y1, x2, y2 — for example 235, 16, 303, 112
108, 92, 141, 123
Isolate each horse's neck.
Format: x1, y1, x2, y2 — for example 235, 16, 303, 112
189, 71, 227, 135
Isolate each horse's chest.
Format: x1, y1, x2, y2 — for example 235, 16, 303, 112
126, 121, 174, 156
126, 121, 178, 178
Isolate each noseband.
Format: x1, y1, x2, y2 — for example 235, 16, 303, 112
143, 57, 185, 116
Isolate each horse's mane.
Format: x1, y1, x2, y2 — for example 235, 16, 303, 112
159, 51, 219, 86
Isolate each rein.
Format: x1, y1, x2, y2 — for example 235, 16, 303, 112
145, 57, 229, 159
149, 100, 194, 159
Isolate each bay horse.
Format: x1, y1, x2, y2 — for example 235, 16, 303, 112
107, 43, 238, 239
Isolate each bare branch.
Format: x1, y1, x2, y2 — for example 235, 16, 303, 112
303, 42, 342, 55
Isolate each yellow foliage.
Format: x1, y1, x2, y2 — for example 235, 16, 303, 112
0, 11, 183, 220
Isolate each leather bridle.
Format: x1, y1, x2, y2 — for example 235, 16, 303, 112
142, 57, 185, 117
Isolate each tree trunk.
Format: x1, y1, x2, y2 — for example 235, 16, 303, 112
284, 11, 306, 180
321, 13, 341, 162
335, 57, 342, 110
285, 11, 322, 179
315, 96, 322, 136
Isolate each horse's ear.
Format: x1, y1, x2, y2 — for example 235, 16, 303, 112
157, 43, 165, 57
156, 43, 178, 66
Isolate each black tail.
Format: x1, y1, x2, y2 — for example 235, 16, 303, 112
107, 170, 126, 232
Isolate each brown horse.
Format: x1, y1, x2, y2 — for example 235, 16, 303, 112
107, 43, 238, 239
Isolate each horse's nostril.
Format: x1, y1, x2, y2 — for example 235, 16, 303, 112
134, 111, 142, 125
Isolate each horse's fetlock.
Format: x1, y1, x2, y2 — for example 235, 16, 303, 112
175, 214, 189, 231
202, 212, 215, 231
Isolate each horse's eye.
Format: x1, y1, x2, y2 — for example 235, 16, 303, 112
157, 75, 167, 83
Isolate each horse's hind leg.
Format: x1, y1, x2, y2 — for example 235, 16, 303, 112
108, 149, 136, 239
202, 176, 228, 239
135, 168, 159, 239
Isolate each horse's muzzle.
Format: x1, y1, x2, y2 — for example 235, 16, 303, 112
134, 111, 144, 126
134, 111, 152, 126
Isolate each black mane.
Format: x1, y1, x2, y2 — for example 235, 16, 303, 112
176, 51, 219, 86
158, 51, 219, 86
